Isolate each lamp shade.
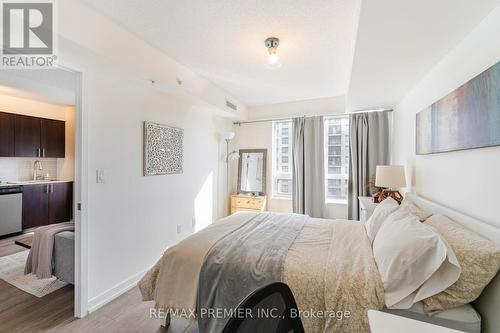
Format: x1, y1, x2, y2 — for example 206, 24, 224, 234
222, 131, 235, 141
375, 165, 406, 188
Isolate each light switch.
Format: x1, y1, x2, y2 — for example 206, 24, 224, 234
177, 224, 182, 234
192, 217, 196, 227
96, 169, 105, 183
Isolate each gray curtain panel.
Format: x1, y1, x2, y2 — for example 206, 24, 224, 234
292, 116, 326, 218
348, 111, 390, 220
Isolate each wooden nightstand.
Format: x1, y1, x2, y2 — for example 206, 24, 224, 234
359, 196, 378, 222
230, 194, 267, 215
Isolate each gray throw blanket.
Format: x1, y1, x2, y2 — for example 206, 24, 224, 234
197, 212, 308, 333
25, 222, 75, 279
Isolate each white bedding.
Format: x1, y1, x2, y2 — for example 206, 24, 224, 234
138, 207, 469, 332
139, 212, 385, 333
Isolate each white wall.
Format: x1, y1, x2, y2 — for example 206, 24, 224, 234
393, 4, 500, 227
58, 106, 76, 181
0, 69, 76, 105
0, 93, 68, 120
247, 96, 346, 120
54, 0, 242, 313
232, 96, 349, 218
83, 64, 233, 307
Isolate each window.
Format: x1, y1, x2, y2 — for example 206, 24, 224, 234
329, 136, 341, 145
273, 120, 293, 197
272, 117, 348, 201
328, 166, 341, 174
330, 179, 341, 186
324, 116, 350, 203
328, 146, 342, 156
328, 156, 341, 166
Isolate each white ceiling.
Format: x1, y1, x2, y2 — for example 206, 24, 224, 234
81, 0, 359, 106
347, 0, 500, 111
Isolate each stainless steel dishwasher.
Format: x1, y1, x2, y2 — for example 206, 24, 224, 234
0, 186, 23, 237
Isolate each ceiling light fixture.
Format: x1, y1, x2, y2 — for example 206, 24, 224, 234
265, 37, 280, 66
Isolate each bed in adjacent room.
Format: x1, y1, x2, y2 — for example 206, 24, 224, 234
138, 194, 500, 333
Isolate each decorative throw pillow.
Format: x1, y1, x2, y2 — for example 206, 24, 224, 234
365, 197, 399, 243
373, 214, 461, 309
422, 214, 500, 315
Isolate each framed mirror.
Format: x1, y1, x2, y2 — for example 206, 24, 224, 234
237, 149, 267, 195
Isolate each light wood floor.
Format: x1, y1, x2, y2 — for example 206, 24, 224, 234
1, 233, 197, 333
46, 287, 198, 333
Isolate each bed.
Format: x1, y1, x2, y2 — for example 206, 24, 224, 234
138, 193, 500, 333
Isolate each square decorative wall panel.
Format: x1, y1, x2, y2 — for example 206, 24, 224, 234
143, 121, 184, 176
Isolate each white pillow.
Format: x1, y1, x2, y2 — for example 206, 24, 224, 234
398, 198, 433, 222
373, 213, 461, 309
365, 197, 399, 243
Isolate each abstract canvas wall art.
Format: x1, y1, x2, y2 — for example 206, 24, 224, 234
144, 121, 183, 175
416, 61, 500, 154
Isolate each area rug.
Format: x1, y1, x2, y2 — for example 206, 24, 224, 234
0, 250, 67, 298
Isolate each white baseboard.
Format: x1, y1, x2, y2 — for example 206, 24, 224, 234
87, 269, 148, 314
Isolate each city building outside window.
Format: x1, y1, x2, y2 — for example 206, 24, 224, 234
324, 116, 350, 203
272, 120, 293, 198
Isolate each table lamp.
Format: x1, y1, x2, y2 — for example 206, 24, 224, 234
375, 165, 406, 204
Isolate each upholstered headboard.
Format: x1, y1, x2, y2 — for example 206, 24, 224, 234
406, 193, 500, 333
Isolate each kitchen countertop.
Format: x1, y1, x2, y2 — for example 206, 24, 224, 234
0, 180, 73, 188
0, 182, 21, 188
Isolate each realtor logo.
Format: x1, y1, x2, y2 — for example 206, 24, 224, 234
1, 0, 57, 68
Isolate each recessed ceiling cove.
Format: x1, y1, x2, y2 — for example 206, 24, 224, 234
81, 0, 359, 106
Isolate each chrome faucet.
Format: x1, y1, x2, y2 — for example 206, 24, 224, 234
33, 160, 43, 180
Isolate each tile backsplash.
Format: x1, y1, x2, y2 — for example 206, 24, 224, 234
0, 158, 58, 182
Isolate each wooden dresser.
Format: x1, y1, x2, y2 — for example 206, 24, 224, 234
230, 194, 267, 214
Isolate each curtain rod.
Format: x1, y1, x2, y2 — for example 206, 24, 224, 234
233, 109, 393, 125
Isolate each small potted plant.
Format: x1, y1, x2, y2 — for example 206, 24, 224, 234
366, 177, 384, 203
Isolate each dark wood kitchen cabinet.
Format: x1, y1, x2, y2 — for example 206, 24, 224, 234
3, 113, 66, 158
41, 118, 65, 158
14, 114, 42, 157
22, 182, 73, 229
22, 184, 49, 229
0, 112, 15, 157
48, 182, 73, 223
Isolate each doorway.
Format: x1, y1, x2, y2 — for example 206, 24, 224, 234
0, 66, 85, 330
